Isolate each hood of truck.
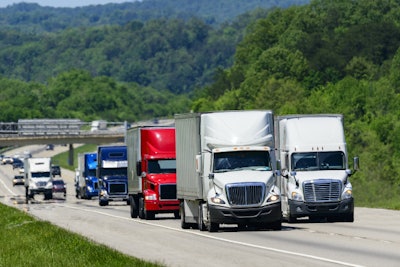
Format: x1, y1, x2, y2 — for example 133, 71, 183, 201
213, 170, 274, 186
147, 173, 176, 184
290, 170, 349, 183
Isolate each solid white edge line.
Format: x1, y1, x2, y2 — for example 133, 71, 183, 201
61, 203, 364, 267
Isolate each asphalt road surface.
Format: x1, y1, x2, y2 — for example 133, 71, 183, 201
1, 145, 399, 267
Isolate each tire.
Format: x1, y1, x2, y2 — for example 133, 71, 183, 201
130, 196, 138, 218
270, 220, 282, 231
145, 210, 155, 220
206, 206, 219, 232
180, 202, 190, 229
99, 200, 108, 206
198, 204, 207, 231
138, 198, 145, 219
174, 210, 180, 219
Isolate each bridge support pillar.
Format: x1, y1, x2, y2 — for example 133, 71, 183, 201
68, 144, 74, 166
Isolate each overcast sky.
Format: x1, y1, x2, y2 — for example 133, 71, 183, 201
0, 0, 139, 8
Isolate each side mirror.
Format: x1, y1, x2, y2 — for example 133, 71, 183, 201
353, 157, 359, 171
208, 173, 214, 180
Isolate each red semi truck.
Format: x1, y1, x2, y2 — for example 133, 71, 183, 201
127, 126, 180, 220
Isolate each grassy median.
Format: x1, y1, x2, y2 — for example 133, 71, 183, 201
0, 204, 164, 267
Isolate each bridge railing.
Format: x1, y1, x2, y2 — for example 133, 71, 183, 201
18, 119, 83, 136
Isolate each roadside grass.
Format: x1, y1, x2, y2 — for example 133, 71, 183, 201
0, 203, 165, 267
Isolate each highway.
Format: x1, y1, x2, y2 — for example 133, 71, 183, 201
1, 145, 399, 267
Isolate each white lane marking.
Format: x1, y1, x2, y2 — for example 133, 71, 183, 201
0, 175, 16, 195
59, 203, 364, 267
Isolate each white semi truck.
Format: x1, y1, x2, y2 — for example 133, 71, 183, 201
24, 157, 53, 200
175, 110, 281, 232
275, 114, 359, 222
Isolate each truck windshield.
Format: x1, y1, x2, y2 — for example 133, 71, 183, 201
148, 159, 176, 174
31, 172, 51, 178
291, 151, 345, 171
214, 151, 271, 172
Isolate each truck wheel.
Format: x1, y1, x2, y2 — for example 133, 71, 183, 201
180, 202, 190, 229
145, 210, 155, 220
99, 200, 108, 206
174, 210, 180, 219
130, 196, 138, 218
198, 204, 207, 231
206, 207, 219, 232
270, 220, 282, 231
138, 198, 145, 219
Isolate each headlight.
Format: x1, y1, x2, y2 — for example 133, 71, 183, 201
145, 194, 157, 201
291, 191, 303, 201
211, 196, 225, 204
342, 189, 352, 199
267, 194, 280, 202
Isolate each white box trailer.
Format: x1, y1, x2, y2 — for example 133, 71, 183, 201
175, 110, 281, 232
275, 114, 359, 222
24, 157, 53, 200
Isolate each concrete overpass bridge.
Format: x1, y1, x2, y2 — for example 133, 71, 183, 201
0, 119, 174, 165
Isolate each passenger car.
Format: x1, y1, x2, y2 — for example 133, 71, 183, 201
12, 175, 25, 186
52, 179, 66, 197
12, 158, 24, 169
1, 156, 13, 165
45, 144, 54, 150
51, 165, 61, 176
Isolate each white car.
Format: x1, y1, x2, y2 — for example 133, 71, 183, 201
1, 157, 13, 165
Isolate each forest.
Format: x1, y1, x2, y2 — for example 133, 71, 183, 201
0, 0, 400, 209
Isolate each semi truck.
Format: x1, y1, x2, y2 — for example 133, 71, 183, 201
24, 157, 53, 200
127, 126, 180, 220
75, 152, 99, 200
275, 114, 359, 222
97, 145, 129, 206
175, 110, 281, 232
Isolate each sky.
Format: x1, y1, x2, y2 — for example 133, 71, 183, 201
0, 0, 139, 8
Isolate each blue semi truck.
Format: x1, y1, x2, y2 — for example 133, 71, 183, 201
75, 152, 99, 200
97, 145, 129, 206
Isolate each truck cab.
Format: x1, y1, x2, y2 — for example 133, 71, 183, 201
127, 126, 180, 220
275, 115, 359, 222
97, 145, 129, 206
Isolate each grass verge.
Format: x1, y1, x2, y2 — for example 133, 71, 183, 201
0, 203, 165, 267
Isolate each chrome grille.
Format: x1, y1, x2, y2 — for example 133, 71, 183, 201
160, 184, 177, 200
36, 181, 47, 187
226, 183, 265, 206
303, 179, 341, 202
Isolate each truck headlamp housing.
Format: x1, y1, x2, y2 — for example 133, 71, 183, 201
100, 189, 108, 197
211, 196, 225, 204
267, 194, 280, 202
145, 194, 157, 201
291, 191, 303, 201
342, 189, 352, 199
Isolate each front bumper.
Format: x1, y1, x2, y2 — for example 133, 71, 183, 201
209, 201, 281, 224
289, 198, 354, 218
145, 199, 180, 212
